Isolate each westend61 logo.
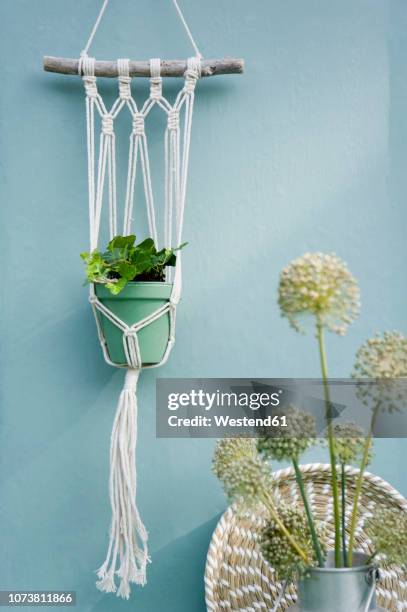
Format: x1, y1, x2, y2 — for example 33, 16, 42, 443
167, 389, 282, 411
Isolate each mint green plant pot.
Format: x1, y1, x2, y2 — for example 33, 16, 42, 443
94, 282, 172, 366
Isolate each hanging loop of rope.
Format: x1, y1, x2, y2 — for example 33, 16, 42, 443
79, 0, 202, 72
171, 0, 202, 58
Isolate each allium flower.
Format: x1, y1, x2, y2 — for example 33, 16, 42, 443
353, 332, 407, 412
257, 406, 316, 461
221, 456, 274, 509
212, 438, 256, 481
278, 253, 360, 335
260, 503, 327, 579
353, 332, 407, 379
332, 422, 371, 465
365, 507, 407, 567
213, 438, 273, 509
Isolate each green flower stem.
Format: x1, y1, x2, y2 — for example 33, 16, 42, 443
341, 463, 348, 567
316, 321, 341, 567
347, 405, 379, 566
260, 491, 310, 564
292, 457, 324, 566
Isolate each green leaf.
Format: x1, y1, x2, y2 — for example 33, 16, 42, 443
106, 277, 128, 294
107, 235, 136, 252
166, 253, 177, 267
131, 251, 153, 274
137, 237, 156, 253
117, 261, 137, 280
175, 241, 188, 251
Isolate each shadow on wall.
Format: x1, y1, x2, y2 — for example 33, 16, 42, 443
90, 515, 219, 612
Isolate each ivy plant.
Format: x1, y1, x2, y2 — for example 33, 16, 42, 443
81, 235, 186, 295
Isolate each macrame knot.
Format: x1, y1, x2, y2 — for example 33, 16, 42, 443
83, 75, 97, 98
124, 329, 141, 369
117, 58, 131, 101
132, 113, 145, 136
118, 76, 131, 100
149, 58, 162, 100
80, 54, 98, 97
167, 109, 179, 131
150, 77, 162, 101
183, 73, 198, 94
183, 57, 201, 95
124, 327, 137, 338
102, 114, 114, 136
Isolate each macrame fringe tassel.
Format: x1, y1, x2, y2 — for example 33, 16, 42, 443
96, 368, 149, 599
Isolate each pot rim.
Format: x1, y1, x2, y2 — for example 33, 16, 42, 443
94, 280, 173, 300
306, 551, 375, 574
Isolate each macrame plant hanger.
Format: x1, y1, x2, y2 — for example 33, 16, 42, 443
44, 0, 243, 600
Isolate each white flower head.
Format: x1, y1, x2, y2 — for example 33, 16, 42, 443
332, 422, 371, 465
222, 456, 274, 509
260, 503, 327, 580
212, 438, 256, 481
212, 439, 273, 510
353, 332, 407, 379
365, 507, 407, 567
353, 332, 407, 412
257, 405, 317, 461
278, 252, 360, 335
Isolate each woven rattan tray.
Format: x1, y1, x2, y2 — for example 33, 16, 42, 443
205, 464, 407, 611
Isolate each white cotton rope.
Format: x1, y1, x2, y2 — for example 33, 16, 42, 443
80, 31, 201, 595
171, 0, 202, 58
96, 369, 149, 599
80, 0, 110, 59
79, 0, 202, 61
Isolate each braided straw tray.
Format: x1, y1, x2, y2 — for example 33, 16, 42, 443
205, 464, 407, 611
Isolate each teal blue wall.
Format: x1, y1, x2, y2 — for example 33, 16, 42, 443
1, 1, 406, 610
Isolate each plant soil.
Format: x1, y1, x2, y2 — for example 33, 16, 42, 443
108, 269, 166, 283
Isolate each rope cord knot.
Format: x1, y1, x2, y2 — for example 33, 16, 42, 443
118, 76, 131, 100
132, 113, 145, 136
102, 114, 114, 136
149, 58, 162, 100
83, 76, 98, 98
124, 328, 137, 338
183, 56, 201, 94
79, 54, 98, 98
167, 109, 179, 131
117, 58, 131, 100
150, 77, 162, 100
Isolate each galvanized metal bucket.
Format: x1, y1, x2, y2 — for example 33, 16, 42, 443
288, 551, 380, 612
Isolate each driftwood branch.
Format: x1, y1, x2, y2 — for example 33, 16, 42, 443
43, 56, 244, 78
